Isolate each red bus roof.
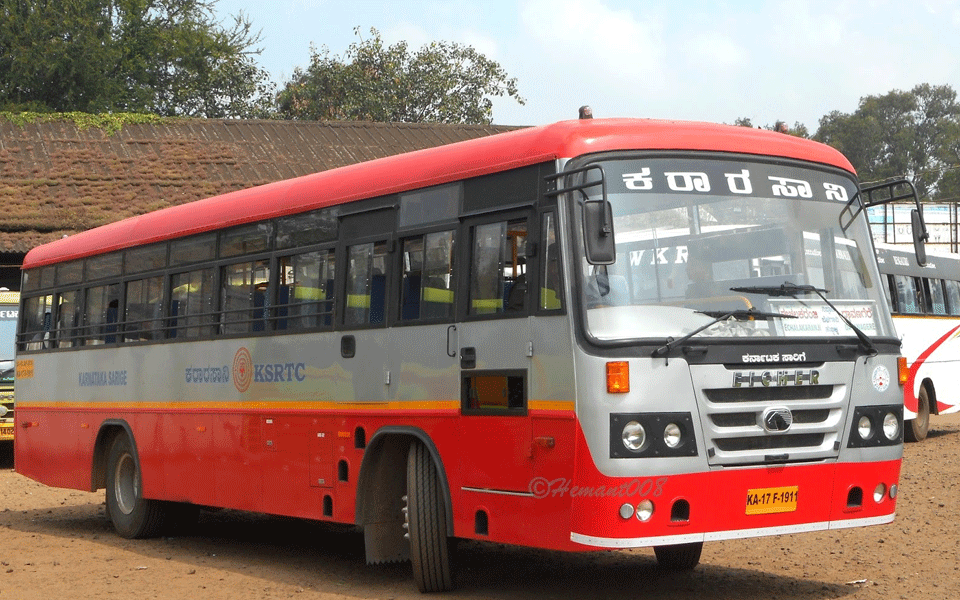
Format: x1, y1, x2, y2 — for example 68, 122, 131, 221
23, 118, 854, 269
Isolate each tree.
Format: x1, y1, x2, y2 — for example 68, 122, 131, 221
732, 117, 809, 137
276, 27, 524, 124
814, 84, 960, 201
0, 0, 273, 118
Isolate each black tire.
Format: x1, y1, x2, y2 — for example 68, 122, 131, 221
105, 434, 166, 538
905, 385, 931, 443
654, 542, 703, 571
406, 440, 453, 592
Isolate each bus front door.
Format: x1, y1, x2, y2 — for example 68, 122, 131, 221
457, 214, 534, 494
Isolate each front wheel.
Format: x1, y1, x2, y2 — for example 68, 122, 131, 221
406, 440, 454, 592
905, 386, 931, 443
654, 542, 703, 571
105, 434, 166, 538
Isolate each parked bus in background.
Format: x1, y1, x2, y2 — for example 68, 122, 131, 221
875, 242, 960, 441
15, 118, 908, 592
0, 289, 18, 443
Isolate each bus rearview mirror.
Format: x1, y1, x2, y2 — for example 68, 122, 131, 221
583, 200, 615, 265
911, 209, 927, 267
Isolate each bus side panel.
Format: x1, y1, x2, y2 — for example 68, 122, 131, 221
897, 316, 960, 415
451, 411, 576, 550
13, 407, 94, 491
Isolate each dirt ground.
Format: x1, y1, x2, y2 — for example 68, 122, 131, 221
1, 415, 958, 600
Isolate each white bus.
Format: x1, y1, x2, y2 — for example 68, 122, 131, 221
875, 242, 960, 441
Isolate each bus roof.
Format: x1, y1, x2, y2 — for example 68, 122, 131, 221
23, 118, 855, 269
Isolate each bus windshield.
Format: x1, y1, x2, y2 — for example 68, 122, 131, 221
578, 156, 895, 342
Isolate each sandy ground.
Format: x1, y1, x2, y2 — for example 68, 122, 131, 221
1, 414, 958, 600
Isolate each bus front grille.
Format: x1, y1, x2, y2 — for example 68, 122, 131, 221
693, 364, 850, 466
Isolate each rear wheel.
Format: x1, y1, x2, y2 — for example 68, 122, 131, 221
654, 542, 703, 571
105, 434, 166, 538
406, 440, 453, 592
905, 386, 931, 443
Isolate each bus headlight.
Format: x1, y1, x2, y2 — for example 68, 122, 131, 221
882, 412, 900, 440
847, 405, 902, 448
610, 413, 698, 458
663, 423, 682, 448
622, 421, 646, 451
857, 415, 873, 440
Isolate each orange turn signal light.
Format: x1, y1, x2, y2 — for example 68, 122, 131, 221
606, 361, 630, 393
897, 356, 909, 387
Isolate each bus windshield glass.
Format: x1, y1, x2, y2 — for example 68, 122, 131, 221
578, 156, 895, 342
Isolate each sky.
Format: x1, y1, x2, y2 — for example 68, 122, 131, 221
211, 0, 960, 131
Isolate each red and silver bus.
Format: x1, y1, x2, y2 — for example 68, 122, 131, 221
15, 118, 905, 592
875, 241, 960, 441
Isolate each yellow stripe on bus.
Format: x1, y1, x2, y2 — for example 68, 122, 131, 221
18, 399, 575, 412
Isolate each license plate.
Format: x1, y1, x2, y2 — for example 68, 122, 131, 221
0, 425, 13, 440
745, 485, 798, 515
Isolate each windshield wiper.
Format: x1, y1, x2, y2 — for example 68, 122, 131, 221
730, 281, 878, 357
730, 282, 827, 297
652, 308, 795, 362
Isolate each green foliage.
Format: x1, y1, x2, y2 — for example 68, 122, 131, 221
732, 117, 810, 138
275, 27, 524, 124
0, 0, 274, 118
0, 111, 165, 134
813, 84, 960, 202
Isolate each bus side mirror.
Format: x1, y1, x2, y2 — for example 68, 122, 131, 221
911, 209, 927, 267
583, 200, 616, 265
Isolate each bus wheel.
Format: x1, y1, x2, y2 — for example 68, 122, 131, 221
105, 434, 165, 539
405, 440, 453, 592
654, 542, 703, 570
905, 386, 931, 443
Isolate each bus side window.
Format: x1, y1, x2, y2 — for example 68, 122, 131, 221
401, 230, 455, 321
277, 249, 336, 330
170, 268, 216, 339
221, 260, 270, 335
345, 241, 388, 327
124, 277, 164, 342
539, 213, 562, 311
423, 231, 455, 319
55, 290, 81, 348
926, 278, 948, 315
893, 274, 920, 314
945, 280, 960, 315
21, 294, 53, 351
882, 274, 895, 314
84, 284, 120, 345
470, 219, 527, 315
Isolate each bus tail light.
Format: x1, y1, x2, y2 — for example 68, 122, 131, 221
606, 361, 629, 393
897, 357, 909, 387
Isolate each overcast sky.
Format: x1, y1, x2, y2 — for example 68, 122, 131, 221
212, 0, 960, 131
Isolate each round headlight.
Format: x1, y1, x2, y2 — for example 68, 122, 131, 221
873, 483, 887, 503
619, 503, 635, 519
622, 421, 646, 451
623, 421, 647, 452
636, 499, 654, 522
663, 423, 682, 448
857, 415, 873, 440
882, 412, 900, 440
